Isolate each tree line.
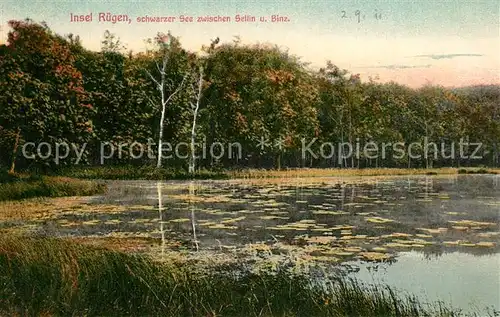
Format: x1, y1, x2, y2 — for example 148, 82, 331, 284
1, 19, 499, 173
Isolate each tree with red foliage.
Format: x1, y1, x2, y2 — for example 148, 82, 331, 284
0, 19, 94, 171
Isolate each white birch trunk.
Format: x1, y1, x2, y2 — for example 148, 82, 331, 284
146, 53, 187, 168
157, 81, 166, 168
189, 66, 204, 174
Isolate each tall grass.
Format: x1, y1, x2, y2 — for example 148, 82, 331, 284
0, 235, 483, 316
54, 165, 229, 180
0, 172, 106, 201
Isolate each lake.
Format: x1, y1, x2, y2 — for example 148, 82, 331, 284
4, 174, 499, 313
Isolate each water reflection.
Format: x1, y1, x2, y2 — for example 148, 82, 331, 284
3, 175, 498, 312
189, 181, 199, 252
4, 175, 499, 262
131, 175, 500, 263
157, 182, 166, 257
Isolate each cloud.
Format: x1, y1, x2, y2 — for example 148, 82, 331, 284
360, 64, 432, 70
413, 53, 484, 60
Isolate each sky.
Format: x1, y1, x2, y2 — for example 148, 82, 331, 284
1, 0, 499, 88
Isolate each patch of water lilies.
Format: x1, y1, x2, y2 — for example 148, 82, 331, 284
2, 175, 499, 267
365, 216, 396, 224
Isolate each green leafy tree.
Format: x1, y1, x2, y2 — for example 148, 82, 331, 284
0, 19, 93, 172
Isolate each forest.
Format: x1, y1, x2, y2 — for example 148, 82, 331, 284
1, 18, 500, 317
1, 19, 499, 174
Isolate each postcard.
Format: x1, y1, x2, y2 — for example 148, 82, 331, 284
1, 1, 499, 316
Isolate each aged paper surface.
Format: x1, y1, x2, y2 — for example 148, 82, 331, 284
0, 1, 499, 316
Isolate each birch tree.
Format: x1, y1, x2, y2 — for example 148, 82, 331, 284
188, 39, 217, 174
188, 64, 204, 174
145, 33, 188, 168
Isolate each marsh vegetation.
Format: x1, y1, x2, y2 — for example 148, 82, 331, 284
0, 235, 492, 317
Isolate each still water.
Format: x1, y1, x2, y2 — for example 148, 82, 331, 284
4, 174, 499, 312
346, 251, 500, 314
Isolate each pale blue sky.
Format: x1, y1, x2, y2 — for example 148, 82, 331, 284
1, 0, 499, 87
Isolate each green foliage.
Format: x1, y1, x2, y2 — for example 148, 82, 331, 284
202, 43, 320, 168
0, 19, 94, 170
1, 19, 499, 172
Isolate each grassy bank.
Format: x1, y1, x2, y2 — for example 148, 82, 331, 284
0, 235, 486, 316
0, 171, 106, 201
51, 166, 499, 181
53, 165, 229, 180
2, 166, 494, 201
230, 167, 499, 179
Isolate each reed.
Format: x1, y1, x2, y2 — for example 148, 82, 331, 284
0, 235, 487, 316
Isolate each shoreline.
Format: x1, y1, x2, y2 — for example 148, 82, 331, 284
54, 166, 500, 181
